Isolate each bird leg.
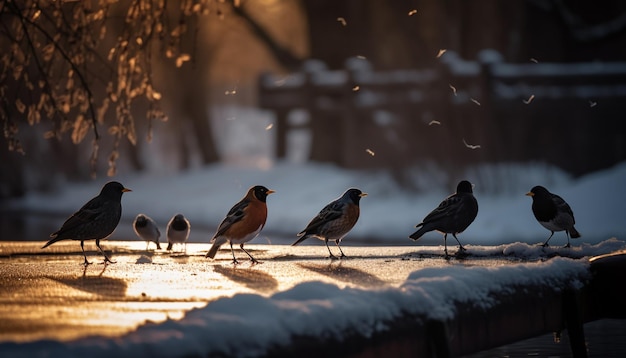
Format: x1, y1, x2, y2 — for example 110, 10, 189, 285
541, 232, 555, 247
452, 234, 466, 251
563, 232, 571, 248
335, 240, 347, 258
95, 239, 115, 264
240, 244, 260, 264
230, 242, 240, 265
324, 239, 337, 259
80, 241, 92, 266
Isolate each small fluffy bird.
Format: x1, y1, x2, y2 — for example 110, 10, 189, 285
526, 185, 581, 247
409, 180, 478, 257
206, 185, 275, 264
292, 188, 367, 259
42, 181, 131, 265
166, 213, 191, 252
133, 214, 161, 250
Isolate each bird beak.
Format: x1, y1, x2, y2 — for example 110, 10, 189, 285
525, 192, 533, 197
267, 189, 276, 195
123, 188, 132, 193
359, 192, 368, 197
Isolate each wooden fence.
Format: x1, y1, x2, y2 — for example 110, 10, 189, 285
258, 50, 626, 177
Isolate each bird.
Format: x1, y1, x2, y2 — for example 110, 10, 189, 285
42, 181, 131, 265
206, 185, 275, 264
166, 213, 191, 252
133, 214, 161, 250
526, 185, 581, 248
409, 180, 478, 257
292, 188, 367, 259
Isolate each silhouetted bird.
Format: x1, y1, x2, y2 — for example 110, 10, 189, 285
526, 185, 581, 248
292, 188, 367, 259
166, 214, 190, 252
206, 186, 275, 264
409, 180, 478, 257
42, 181, 131, 265
133, 214, 161, 250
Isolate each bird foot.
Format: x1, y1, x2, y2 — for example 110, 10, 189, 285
250, 259, 262, 265
540, 243, 549, 248
328, 254, 338, 260
563, 243, 571, 248
231, 259, 240, 265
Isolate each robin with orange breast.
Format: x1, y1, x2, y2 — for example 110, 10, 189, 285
292, 188, 367, 259
205, 185, 275, 264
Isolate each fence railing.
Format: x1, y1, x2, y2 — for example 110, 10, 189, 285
258, 50, 626, 177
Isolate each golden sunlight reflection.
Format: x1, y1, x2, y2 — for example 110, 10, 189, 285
0, 242, 517, 343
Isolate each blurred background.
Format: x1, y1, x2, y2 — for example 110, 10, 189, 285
1, 0, 626, 197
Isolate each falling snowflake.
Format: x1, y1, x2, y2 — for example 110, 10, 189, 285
366, 149, 375, 156
437, 49, 447, 58
337, 17, 347, 26
408, 9, 418, 16
463, 138, 481, 149
449, 84, 457, 96
523, 95, 535, 104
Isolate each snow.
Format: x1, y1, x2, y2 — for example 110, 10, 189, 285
2, 256, 597, 358
3, 160, 626, 357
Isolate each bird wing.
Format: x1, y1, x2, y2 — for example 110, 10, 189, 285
551, 194, 575, 223
419, 194, 462, 225
298, 200, 344, 235
51, 197, 106, 237
213, 199, 249, 239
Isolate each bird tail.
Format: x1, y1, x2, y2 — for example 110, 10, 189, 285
409, 224, 426, 241
291, 232, 310, 246
206, 237, 227, 258
41, 234, 65, 249
569, 227, 581, 239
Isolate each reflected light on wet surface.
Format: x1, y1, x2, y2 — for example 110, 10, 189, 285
0, 241, 521, 343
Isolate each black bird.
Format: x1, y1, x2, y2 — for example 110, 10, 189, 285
133, 214, 161, 250
42, 181, 131, 265
409, 180, 478, 257
526, 185, 581, 247
292, 188, 367, 259
206, 186, 275, 264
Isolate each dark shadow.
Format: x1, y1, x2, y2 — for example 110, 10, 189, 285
271, 248, 429, 262
45, 265, 127, 298
213, 264, 278, 294
297, 261, 387, 288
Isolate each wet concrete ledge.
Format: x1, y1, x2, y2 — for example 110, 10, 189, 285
263, 252, 626, 358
